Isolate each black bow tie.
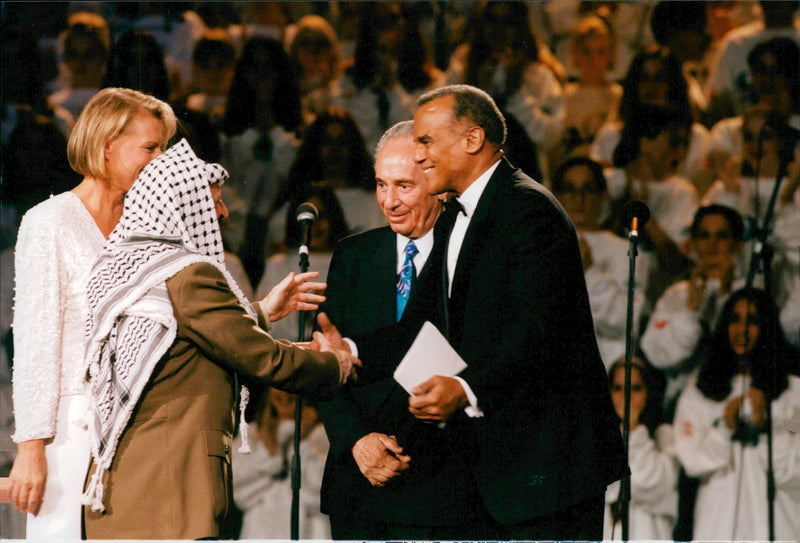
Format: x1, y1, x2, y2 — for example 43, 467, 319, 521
444, 197, 466, 217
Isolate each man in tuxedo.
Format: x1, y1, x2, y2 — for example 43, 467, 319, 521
317, 121, 487, 539
320, 85, 627, 540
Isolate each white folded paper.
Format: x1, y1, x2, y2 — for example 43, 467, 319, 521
393, 321, 467, 393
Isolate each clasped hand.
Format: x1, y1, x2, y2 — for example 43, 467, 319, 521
352, 433, 410, 487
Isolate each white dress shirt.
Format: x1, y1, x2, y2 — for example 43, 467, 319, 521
445, 159, 502, 417
395, 229, 434, 276
447, 160, 502, 294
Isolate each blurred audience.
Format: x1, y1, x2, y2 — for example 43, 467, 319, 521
184, 30, 238, 129
268, 109, 383, 254
704, 1, 800, 125
221, 36, 302, 287
551, 157, 647, 367
286, 15, 341, 126
605, 103, 698, 300
232, 386, 330, 540
640, 205, 748, 415
48, 21, 108, 119
591, 46, 711, 185
329, 2, 415, 154
553, 15, 622, 166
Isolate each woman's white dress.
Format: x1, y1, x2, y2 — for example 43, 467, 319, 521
674, 374, 800, 541
11, 192, 105, 539
603, 424, 679, 541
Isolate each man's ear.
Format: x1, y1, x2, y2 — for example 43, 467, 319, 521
463, 125, 486, 155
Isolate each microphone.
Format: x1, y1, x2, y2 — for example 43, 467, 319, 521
296, 201, 318, 257
621, 200, 650, 237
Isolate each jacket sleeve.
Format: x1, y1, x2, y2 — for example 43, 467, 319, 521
11, 211, 62, 442
168, 263, 340, 400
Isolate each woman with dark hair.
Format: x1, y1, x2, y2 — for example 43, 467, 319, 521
592, 45, 711, 182
551, 156, 648, 367
102, 29, 171, 104
101, 28, 222, 166
673, 287, 800, 541
605, 103, 698, 298
267, 110, 383, 253
222, 37, 302, 139
446, 1, 564, 170
641, 205, 748, 414
395, 4, 447, 100
329, 2, 415, 154
220, 37, 302, 287
604, 356, 677, 540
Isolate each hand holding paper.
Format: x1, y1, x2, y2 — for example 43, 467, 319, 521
394, 322, 469, 422
409, 376, 468, 422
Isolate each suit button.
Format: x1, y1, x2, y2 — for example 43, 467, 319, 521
528, 475, 546, 486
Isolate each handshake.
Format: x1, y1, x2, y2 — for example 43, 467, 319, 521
304, 312, 360, 385
259, 270, 360, 385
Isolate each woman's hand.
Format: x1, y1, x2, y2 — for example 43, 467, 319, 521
724, 395, 743, 430
261, 271, 326, 322
8, 439, 47, 515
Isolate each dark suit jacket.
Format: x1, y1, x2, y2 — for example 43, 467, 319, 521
318, 226, 482, 526
353, 159, 628, 525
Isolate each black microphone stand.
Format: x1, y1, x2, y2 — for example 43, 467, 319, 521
744, 148, 793, 542
618, 200, 648, 541
290, 237, 312, 541
619, 212, 642, 542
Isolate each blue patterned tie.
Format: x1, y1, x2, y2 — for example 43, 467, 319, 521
396, 240, 418, 321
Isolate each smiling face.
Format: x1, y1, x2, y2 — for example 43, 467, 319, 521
554, 164, 604, 230
375, 136, 441, 239
728, 298, 759, 357
413, 95, 473, 195
103, 112, 166, 191
690, 214, 740, 266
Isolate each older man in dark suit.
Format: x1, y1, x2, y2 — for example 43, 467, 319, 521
320, 85, 627, 540
318, 121, 488, 539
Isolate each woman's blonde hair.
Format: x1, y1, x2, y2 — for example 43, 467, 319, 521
67, 88, 177, 179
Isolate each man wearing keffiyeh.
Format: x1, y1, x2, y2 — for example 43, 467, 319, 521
81, 140, 358, 540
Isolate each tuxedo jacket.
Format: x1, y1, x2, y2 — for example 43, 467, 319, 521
354, 158, 628, 525
317, 226, 482, 526
83, 263, 340, 540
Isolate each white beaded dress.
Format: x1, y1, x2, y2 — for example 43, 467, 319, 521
11, 192, 105, 539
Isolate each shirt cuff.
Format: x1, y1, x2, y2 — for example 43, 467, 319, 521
453, 376, 483, 417
256, 299, 272, 330
343, 337, 358, 358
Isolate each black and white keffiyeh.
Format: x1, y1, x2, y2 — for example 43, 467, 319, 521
82, 139, 253, 511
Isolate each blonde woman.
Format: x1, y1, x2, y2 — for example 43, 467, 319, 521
9, 88, 177, 538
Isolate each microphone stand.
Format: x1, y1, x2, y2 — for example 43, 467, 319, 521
620, 214, 642, 542
290, 243, 311, 540
744, 153, 791, 542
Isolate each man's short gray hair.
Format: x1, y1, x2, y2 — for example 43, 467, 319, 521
375, 120, 415, 156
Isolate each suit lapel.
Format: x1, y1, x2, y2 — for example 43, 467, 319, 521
368, 228, 399, 326
449, 159, 514, 343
